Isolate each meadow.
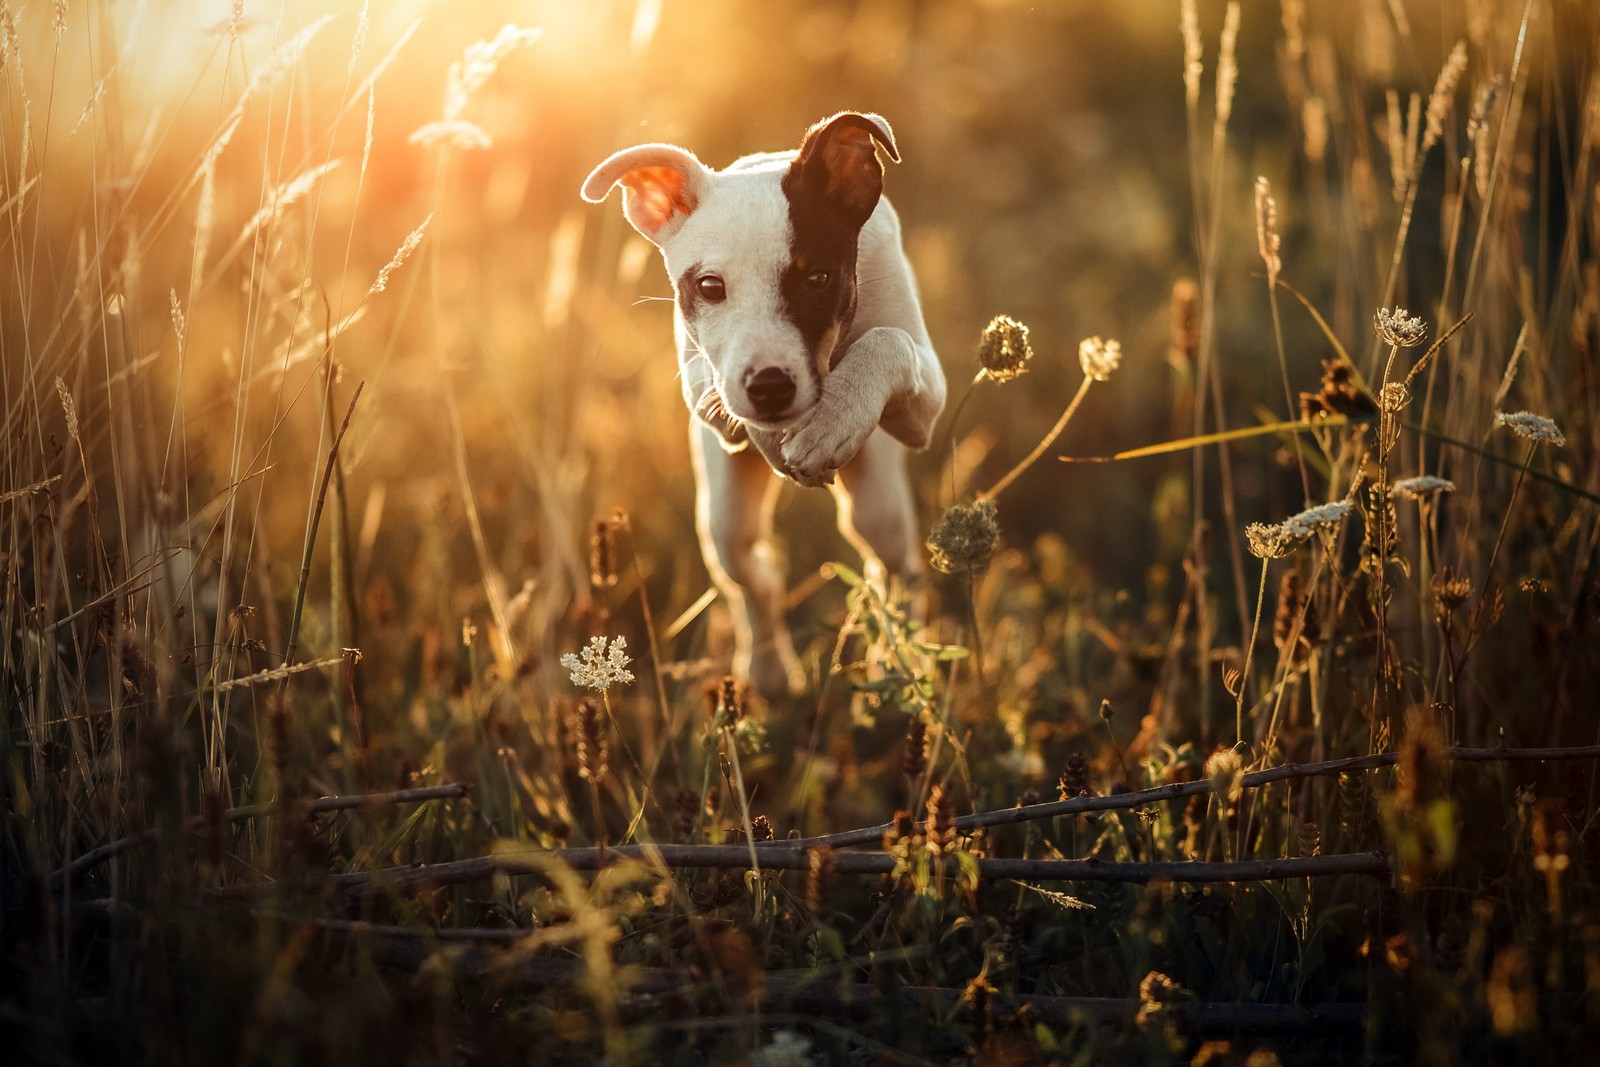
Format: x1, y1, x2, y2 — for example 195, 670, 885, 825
3, 0, 1599, 1063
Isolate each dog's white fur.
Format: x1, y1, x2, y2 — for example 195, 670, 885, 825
582, 113, 945, 695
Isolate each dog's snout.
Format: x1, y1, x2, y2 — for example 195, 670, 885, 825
744, 367, 797, 418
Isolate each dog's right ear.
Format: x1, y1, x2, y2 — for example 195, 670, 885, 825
581, 145, 710, 246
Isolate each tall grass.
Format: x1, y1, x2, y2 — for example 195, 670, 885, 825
3, 1, 1598, 1063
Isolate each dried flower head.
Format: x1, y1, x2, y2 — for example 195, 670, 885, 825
1391, 475, 1456, 500
1204, 747, 1245, 804
1376, 306, 1428, 347
1298, 820, 1322, 858
1378, 381, 1410, 413
927, 499, 1000, 576
1245, 522, 1295, 559
1058, 751, 1091, 801
1430, 566, 1474, 616
1078, 336, 1122, 382
1300, 359, 1377, 421
1495, 410, 1566, 446
560, 635, 635, 690
977, 314, 1033, 383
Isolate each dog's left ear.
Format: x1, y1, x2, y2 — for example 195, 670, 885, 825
785, 112, 901, 229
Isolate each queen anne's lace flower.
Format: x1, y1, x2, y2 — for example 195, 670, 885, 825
1375, 307, 1427, 347
561, 636, 635, 690
1390, 475, 1456, 500
1494, 411, 1566, 447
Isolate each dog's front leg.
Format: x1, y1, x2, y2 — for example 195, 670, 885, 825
691, 424, 806, 696
780, 326, 937, 482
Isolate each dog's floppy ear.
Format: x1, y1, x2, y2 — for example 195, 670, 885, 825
581, 145, 710, 245
785, 112, 900, 229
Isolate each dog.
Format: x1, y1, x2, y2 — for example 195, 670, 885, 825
581, 112, 946, 696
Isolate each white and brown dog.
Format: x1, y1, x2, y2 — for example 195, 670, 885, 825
582, 112, 946, 696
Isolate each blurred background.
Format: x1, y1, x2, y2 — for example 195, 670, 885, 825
4, 0, 1596, 796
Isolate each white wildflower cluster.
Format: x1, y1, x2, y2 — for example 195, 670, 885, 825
560, 635, 635, 690
1495, 410, 1566, 447
1078, 336, 1122, 382
1390, 475, 1456, 500
1375, 306, 1428, 348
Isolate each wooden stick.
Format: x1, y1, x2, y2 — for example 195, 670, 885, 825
199, 847, 1389, 901
785, 744, 1600, 849
52, 783, 469, 887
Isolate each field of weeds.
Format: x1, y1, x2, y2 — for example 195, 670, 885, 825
4, 1, 1599, 1063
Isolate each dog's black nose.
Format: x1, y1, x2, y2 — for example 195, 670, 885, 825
744, 367, 796, 418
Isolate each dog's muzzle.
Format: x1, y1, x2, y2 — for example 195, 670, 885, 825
743, 367, 797, 421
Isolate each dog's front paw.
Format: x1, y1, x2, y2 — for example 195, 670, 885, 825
781, 402, 875, 482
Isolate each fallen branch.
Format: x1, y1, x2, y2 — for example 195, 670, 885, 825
52, 783, 469, 888
787, 744, 1600, 849
202, 846, 1389, 901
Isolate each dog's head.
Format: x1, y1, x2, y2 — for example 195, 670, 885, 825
581, 112, 899, 431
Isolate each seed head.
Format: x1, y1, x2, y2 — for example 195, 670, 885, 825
1078, 335, 1122, 382
926, 784, 958, 856
589, 517, 619, 590
1245, 522, 1295, 559
574, 700, 608, 782
806, 844, 837, 917
1254, 176, 1281, 282
1298, 820, 1322, 858
1058, 752, 1091, 801
926, 500, 1000, 576
1204, 747, 1245, 804
1494, 410, 1566, 446
1378, 381, 1410, 413
902, 716, 928, 783
976, 314, 1033, 383
1376, 306, 1428, 347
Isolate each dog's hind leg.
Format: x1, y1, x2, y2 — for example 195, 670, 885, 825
691, 424, 806, 697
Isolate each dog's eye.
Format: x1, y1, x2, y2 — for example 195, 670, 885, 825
805, 270, 830, 290
696, 275, 726, 302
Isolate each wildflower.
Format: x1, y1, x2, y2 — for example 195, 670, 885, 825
560, 635, 635, 690
1495, 410, 1566, 447
902, 716, 928, 782
1078, 335, 1122, 381
1375, 306, 1428, 347
1390, 475, 1456, 500
1282, 500, 1352, 539
976, 314, 1033, 383
926, 499, 1000, 575
1058, 752, 1091, 801
1245, 522, 1295, 559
